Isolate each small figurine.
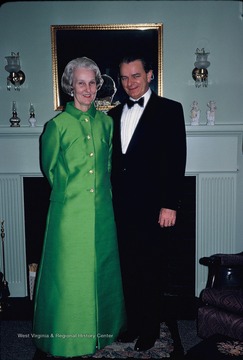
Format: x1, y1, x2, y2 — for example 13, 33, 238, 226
206, 101, 216, 125
190, 101, 200, 125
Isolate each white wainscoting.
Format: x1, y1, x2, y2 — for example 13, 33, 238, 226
0, 125, 242, 297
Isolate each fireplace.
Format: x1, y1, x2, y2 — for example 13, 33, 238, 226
0, 124, 242, 297
22, 175, 196, 297
23, 177, 51, 266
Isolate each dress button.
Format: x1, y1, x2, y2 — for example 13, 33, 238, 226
89, 170, 94, 174
90, 188, 94, 193
87, 135, 91, 140
90, 152, 94, 157
85, 118, 89, 122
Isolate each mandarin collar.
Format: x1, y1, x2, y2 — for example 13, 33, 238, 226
65, 101, 97, 120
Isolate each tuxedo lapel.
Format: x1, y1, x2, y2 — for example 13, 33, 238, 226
109, 93, 159, 155
125, 93, 157, 154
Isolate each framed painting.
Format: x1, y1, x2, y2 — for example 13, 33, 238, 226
51, 23, 163, 111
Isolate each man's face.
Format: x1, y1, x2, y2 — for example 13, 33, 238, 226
119, 60, 153, 100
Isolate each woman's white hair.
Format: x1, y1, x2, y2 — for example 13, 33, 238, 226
61, 57, 103, 96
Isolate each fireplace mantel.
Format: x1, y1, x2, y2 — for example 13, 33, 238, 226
0, 124, 243, 297
186, 124, 243, 173
0, 124, 242, 174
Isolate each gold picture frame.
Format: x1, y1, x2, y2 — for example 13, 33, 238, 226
51, 23, 163, 111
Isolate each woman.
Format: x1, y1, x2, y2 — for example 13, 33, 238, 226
33, 57, 126, 358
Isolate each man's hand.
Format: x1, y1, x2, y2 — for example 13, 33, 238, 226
158, 208, 176, 227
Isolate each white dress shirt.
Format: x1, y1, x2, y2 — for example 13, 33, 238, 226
121, 88, 152, 154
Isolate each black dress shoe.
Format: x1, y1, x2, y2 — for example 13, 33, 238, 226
117, 331, 138, 343
134, 335, 157, 351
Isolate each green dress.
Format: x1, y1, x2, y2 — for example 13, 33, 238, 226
33, 102, 126, 357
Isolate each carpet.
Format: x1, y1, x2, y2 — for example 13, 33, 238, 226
83, 323, 174, 359
1, 321, 174, 360
184, 334, 243, 360
1, 321, 36, 360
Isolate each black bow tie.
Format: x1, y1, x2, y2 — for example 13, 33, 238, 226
126, 97, 144, 109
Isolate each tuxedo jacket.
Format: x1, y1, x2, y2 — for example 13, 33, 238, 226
109, 91, 187, 228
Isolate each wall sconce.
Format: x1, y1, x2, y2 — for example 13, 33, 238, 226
5, 52, 25, 91
192, 48, 210, 88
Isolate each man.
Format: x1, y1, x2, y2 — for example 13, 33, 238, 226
109, 54, 187, 352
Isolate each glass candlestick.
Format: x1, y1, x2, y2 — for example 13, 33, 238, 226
9, 101, 21, 127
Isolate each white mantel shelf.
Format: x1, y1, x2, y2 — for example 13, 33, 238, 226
186, 124, 243, 134
1, 123, 243, 135
0, 123, 243, 297
0, 125, 44, 137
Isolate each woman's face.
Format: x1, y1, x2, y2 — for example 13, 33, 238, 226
72, 67, 98, 111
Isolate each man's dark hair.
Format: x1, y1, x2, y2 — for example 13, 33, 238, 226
119, 54, 153, 74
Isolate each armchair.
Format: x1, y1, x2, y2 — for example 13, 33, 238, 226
197, 252, 243, 341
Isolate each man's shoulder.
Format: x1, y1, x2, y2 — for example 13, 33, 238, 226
150, 91, 182, 107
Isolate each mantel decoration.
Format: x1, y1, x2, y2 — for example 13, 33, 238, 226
192, 48, 210, 88
28, 103, 37, 127
51, 23, 163, 111
9, 101, 21, 127
5, 52, 25, 91
190, 100, 201, 125
206, 100, 216, 125
189, 101, 217, 126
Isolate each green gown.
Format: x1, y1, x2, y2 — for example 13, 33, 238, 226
33, 102, 126, 357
